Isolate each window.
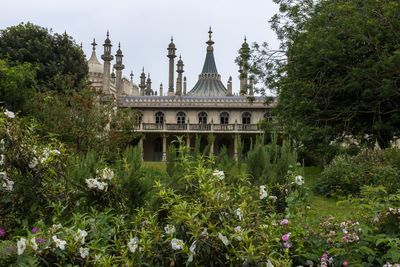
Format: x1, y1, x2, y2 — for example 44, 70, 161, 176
177, 111, 186, 124
155, 111, 164, 124
242, 112, 251, 124
220, 112, 229, 124
198, 112, 207, 124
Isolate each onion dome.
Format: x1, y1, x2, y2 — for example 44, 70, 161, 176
87, 38, 103, 74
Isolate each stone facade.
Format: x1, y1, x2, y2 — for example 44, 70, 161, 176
87, 29, 275, 161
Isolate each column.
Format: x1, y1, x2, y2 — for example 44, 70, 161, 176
210, 139, 215, 156
162, 134, 167, 161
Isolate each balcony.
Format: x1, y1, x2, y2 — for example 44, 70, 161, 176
138, 123, 263, 133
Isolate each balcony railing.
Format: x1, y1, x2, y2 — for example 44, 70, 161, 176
139, 123, 262, 132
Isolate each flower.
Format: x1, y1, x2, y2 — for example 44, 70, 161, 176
35, 238, 46, 244
30, 237, 38, 251
29, 157, 39, 169
171, 238, 184, 250
32, 227, 40, 233
51, 223, 62, 231
283, 241, 291, 248
235, 208, 243, 221
164, 224, 176, 235
259, 185, 268, 200
281, 232, 291, 242
79, 247, 90, 258
0, 227, 6, 237
52, 235, 67, 250
267, 259, 274, 267
294, 175, 304, 186
218, 233, 230, 246
212, 169, 225, 180
234, 226, 243, 241
128, 236, 139, 253
4, 110, 15, 119
17, 237, 26, 255
280, 219, 289, 226
74, 229, 88, 244
97, 167, 114, 181
268, 195, 277, 202
200, 227, 208, 237
187, 240, 197, 263
85, 178, 108, 191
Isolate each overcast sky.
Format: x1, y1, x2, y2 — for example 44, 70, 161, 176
1, 0, 279, 94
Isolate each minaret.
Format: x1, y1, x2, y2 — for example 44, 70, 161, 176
114, 43, 125, 97
130, 71, 134, 83
227, 76, 233, 96
239, 37, 250, 96
139, 67, 146, 96
176, 55, 184, 96
167, 37, 177, 96
145, 74, 152, 95
159, 83, 163, 96
249, 76, 254, 96
101, 31, 113, 95
183, 76, 187, 95
111, 67, 116, 83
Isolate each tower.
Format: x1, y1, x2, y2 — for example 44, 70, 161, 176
101, 31, 113, 95
183, 76, 187, 95
167, 37, 177, 96
239, 37, 250, 96
139, 67, 146, 96
227, 76, 233, 96
145, 74, 153, 95
159, 83, 163, 96
114, 43, 125, 97
176, 55, 184, 96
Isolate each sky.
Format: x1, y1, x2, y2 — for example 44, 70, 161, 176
0, 0, 280, 95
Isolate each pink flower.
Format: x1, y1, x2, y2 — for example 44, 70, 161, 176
283, 241, 291, 248
0, 227, 6, 237
343, 260, 349, 267
280, 219, 289, 226
281, 232, 291, 242
35, 238, 46, 244
31, 227, 40, 233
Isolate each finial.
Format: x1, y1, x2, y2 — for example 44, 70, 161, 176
184, 76, 187, 81
148, 73, 151, 78
91, 38, 97, 50
107, 30, 109, 38
130, 70, 134, 81
179, 54, 182, 60
118, 42, 121, 49
80, 42, 83, 50
206, 26, 215, 47
171, 36, 173, 42
229, 76, 232, 81
244, 36, 247, 43
142, 67, 144, 73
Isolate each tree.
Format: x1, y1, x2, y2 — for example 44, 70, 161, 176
0, 22, 88, 92
252, 0, 400, 152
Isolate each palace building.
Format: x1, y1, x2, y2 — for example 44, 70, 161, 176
87, 28, 274, 161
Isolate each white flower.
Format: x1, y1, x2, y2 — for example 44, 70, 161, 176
97, 167, 114, 180
234, 226, 243, 241
164, 224, 176, 235
267, 259, 275, 267
259, 185, 268, 200
29, 157, 39, 169
212, 169, 225, 180
200, 227, 208, 237
4, 110, 15, 119
218, 233, 230, 246
187, 240, 197, 263
171, 238, 184, 250
128, 236, 139, 253
2, 178, 14, 192
268, 195, 277, 202
74, 229, 88, 244
51, 224, 63, 231
17, 237, 26, 255
294, 175, 304, 186
85, 178, 108, 191
235, 208, 243, 221
52, 235, 66, 250
79, 247, 89, 258
30, 237, 38, 251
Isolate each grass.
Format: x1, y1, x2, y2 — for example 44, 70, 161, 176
143, 161, 166, 171
304, 166, 355, 220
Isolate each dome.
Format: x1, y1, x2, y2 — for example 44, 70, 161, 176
88, 50, 103, 74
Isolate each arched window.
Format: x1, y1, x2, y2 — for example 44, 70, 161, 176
220, 112, 229, 124
155, 111, 164, 124
177, 111, 186, 124
264, 112, 272, 122
242, 112, 251, 124
198, 112, 207, 124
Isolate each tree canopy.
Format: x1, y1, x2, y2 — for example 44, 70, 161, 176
0, 22, 88, 92
253, 0, 400, 151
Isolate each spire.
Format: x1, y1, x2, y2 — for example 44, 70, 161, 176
130, 70, 134, 82
206, 26, 215, 49
91, 38, 97, 51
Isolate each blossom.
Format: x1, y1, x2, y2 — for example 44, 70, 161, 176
164, 224, 176, 235
97, 167, 114, 180
267, 259, 274, 267
52, 235, 67, 250
85, 178, 108, 191
79, 247, 90, 258
294, 175, 304, 186
171, 238, 184, 250
234, 226, 243, 241
4, 110, 15, 119
281, 232, 291, 242
280, 219, 289, 226
128, 236, 139, 253
74, 229, 88, 244
235, 208, 243, 221
29, 157, 39, 169
259, 185, 268, 200
0, 227, 6, 237
283, 241, 291, 248
17, 237, 26, 255
212, 169, 225, 180
268, 195, 277, 202
30, 237, 38, 251
35, 238, 46, 244
32, 227, 40, 233
218, 233, 230, 246
51, 223, 62, 232
187, 241, 197, 263
0, 172, 14, 192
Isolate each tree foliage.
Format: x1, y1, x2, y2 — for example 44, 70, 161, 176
252, 0, 400, 153
0, 22, 88, 92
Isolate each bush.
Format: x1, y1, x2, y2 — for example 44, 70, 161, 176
317, 148, 400, 197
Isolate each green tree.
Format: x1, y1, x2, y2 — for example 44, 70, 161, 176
252, 0, 400, 153
0, 22, 88, 92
